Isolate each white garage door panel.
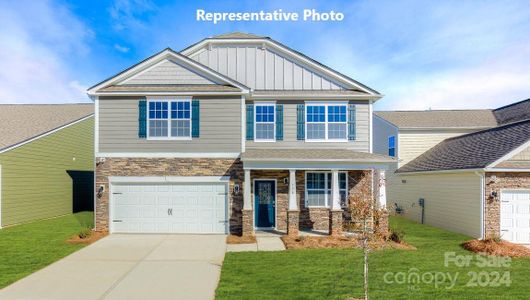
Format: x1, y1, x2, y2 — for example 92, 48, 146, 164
500, 190, 530, 244
112, 182, 227, 234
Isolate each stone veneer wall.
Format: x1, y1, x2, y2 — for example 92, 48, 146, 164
95, 158, 243, 233
484, 172, 530, 238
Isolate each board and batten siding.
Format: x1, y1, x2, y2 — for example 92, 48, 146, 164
189, 44, 347, 91
398, 129, 481, 167
0, 117, 94, 227
98, 96, 241, 153
391, 172, 482, 238
246, 101, 370, 151
119, 59, 219, 85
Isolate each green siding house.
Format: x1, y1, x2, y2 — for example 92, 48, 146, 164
0, 104, 94, 228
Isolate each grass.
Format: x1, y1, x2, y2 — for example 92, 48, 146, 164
0, 212, 94, 288
216, 216, 530, 299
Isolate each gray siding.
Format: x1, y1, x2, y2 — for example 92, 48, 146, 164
120, 59, 217, 85
98, 96, 241, 153
190, 44, 347, 91
246, 100, 370, 152
373, 115, 398, 156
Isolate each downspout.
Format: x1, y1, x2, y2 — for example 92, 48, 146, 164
474, 171, 485, 240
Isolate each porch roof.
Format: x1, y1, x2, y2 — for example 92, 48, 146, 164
241, 149, 396, 170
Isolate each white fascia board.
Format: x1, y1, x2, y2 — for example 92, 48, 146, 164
486, 140, 530, 169
0, 115, 94, 155
109, 175, 230, 183
484, 168, 530, 172
243, 161, 392, 170
96, 152, 241, 158
369, 100, 373, 153
87, 49, 249, 94
182, 39, 380, 96
93, 91, 246, 96
399, 126, 493, 131
249, 93, 381, 100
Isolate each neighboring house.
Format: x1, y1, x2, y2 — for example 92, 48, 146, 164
87, 32, 395, 236
0, 104, 94, 228
374, 99, 530, 243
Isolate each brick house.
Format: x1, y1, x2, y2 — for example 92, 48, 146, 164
87, 32, 395, 236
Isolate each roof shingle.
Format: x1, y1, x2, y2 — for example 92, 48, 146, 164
241, 148, 396, 162
375, 110, 498, 129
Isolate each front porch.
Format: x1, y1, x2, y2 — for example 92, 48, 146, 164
239, 149, 395, 237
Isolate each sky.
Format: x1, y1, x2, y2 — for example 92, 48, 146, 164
1, 0, 530, 110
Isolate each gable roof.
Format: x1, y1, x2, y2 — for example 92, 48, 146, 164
87, 48, 249, 95
396, 120, 530, 173
374, 110, 498, 129
0, 104, 93, 152
180, 32, 381, 96
493, 98, 530, 125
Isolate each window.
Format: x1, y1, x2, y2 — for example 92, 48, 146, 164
305, 172, 347, 207
306, 104, 347, 141
255, 104, 275, 141
388, 136, 396, 157
148, 99, 191, 139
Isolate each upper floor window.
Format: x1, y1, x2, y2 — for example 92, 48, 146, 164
306, 104, 347, 141
148, 99, 191, 139
255, 103, 275, 141
388, 136, 396, 157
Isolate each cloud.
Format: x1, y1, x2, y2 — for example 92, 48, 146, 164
114, 43, 130, 53
109, 0, 156, 31
0, 0, 93, 103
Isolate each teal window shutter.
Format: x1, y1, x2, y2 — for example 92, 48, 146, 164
138, 100, 147, 138
348, 104, 356, 140
246, 104, 254, 140
275, 104, 283, 141
192, 100, 200, 138
296, 104, 305, 140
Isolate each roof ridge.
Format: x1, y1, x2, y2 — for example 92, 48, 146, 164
493, 98, 530, 111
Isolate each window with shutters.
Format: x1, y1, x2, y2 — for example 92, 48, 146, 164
147, 98, 191, 140
254, 102, 276, 142
305, 103, 348, 141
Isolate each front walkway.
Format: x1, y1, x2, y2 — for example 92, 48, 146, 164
0, 234, 226, 300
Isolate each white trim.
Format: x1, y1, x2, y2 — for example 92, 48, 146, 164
369, 101, 373, 153
399, 126, 494, 131
94, 96, 99, 153
475, 171, 485, 240
241, 95, 246, 152
96, 152, 240, 158
146, 98, 192, 140
0, 115, 94, 155
253, 178, 278, 230
498, 189, 530, 243
244, 161, 390, 171
304, 171, 348, 208
305, 103, 348, 142
109, 175, 230, 183
249, 93, 381, 100
93, 91, 246, 96
486, 140, 530, 169
182, 39, 380, 96
87, 49, 249, 94
253, 102, 276, 142
484, 168, 530, 172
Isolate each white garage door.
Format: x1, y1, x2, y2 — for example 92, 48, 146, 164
500, 190, 530, 244
111, 182, 227, 234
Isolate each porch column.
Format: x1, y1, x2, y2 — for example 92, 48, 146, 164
377, 170, 387, 210
242, 169, 254, 236
329, 169, 343, 236
287, 169, 299, 236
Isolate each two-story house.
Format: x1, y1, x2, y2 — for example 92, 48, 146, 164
374, 100, 530, 243
87, 32, 395, 236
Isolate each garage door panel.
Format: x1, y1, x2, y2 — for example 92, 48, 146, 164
112, 182, 227, 234
501, 190, 530, 244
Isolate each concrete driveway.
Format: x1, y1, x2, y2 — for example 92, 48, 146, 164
0, 234, 226, 300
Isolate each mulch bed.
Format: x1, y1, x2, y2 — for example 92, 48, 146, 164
462, 239, 530, 257
281, 235, 416, 250
226, 234, 257, 244
67, 231, 108, 245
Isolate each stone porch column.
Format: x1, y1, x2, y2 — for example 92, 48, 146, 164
242, 169, 254, 236
329, 169, 343, 236
287, 169, 300, 236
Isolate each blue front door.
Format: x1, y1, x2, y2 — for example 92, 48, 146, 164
255, 180, 275, 228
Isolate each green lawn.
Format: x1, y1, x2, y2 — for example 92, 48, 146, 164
216, 216, 530, 299
0, 212, 94, 288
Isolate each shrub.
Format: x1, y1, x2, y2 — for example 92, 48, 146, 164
78, 227, 92, 239
389, 228, 405, 243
